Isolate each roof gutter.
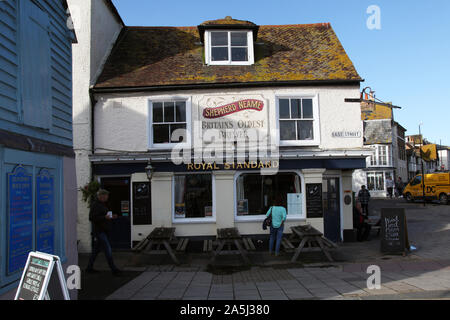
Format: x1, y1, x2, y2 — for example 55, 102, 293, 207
91, 79, 364, 95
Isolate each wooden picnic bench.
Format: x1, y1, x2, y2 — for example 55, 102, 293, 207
210, 228, 250, 264
132, 227, 181, 265
290, 225, 337, 263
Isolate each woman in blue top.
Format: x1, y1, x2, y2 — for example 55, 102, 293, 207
266, 198, 287, 256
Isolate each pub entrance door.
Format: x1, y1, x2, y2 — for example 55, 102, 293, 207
100, 177, 131, 250
323, 177, 342, 243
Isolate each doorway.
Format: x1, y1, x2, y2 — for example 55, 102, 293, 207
100, 177, 131, 250
323, 177, 342, 243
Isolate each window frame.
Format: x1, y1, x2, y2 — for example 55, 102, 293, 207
171, 172, 216, 224
366, 171, 386, 191
205, 30, 254, 66
234, 170, 306, 222
369, 144, 391, 167
275, 95, 320, 146
148, 96, 192, 150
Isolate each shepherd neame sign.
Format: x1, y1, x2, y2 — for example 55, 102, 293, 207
203, 99, 264, 119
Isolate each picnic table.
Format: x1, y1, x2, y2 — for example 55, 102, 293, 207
210, 228, 250, 264
290, 225, 337, 263
136, 227, 180, 265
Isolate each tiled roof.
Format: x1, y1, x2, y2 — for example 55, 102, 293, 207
95, 23, 362, 89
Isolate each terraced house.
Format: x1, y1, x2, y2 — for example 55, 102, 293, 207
74, 12, 372, 252
0, 0, 77, 298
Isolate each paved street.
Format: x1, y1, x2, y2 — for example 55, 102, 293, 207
79, 199, 450, 300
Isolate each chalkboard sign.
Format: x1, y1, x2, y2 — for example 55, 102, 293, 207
15, 252, 70, 300
306, 184, 323, 218
380, 208, 410, 255
132, 182, 152, 225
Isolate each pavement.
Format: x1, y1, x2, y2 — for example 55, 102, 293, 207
78, 198, 450, 300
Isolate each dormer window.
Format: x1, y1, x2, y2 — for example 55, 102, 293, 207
207, 31, 253, 65
198, 16, 259, 66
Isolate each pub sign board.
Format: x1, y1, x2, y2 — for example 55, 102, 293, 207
380, 208, 410, 255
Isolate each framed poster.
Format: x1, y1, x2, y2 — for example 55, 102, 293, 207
175, 203, 186, 219
287, 193, 304, 218
204, 206, 213, 217
237, 199, 249, 216
8, 166, 33, 274
36, 169, 55, 254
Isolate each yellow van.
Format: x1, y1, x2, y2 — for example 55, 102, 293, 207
403, 172, 450, 204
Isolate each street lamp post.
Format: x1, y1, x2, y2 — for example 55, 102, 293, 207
419, 123, 426, 207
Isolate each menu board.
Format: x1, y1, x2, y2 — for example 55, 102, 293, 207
132, 182, 152, 225
36, 169, 55, 254
306, 184, 323, 218
381, 208, 409, 254
16, 255, 52, 300
8, 166, 33, 274
15, 252, 70, 300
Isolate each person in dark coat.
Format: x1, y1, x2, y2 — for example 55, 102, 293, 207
357, 185, 371, 216
86, 189, 121, 275
353, 201, 371, 241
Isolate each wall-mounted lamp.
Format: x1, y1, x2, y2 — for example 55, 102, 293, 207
145, 160, 154, 180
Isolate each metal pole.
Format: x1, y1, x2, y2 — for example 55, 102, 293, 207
419, 125, 426, 207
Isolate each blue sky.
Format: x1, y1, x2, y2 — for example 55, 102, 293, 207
112, 0, 450, 145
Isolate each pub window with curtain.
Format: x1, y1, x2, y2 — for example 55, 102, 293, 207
174, 174, 213, 220
278, 98, 317, 144
236, 173, 302, 216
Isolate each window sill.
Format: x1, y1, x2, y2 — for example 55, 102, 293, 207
172, 218, 216, 224
149, 143, 191, 150
279, 140, 319, 147
235, 216, 305, 222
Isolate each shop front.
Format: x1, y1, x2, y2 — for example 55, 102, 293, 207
91, 157, 365, 247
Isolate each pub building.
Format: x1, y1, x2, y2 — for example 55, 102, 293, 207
77, 16, 372, 251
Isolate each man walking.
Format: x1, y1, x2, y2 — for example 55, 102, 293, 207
357, 185, 371, 217
386, 176, 395, 199
86, 189, 122, 276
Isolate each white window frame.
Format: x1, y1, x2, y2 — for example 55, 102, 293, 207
366, 171, 386, 191
205, 30, 254, 66
368, 144, 391, 167
275, 95, 321, 147
148, 96, 192, 150
234, 170, 306, 222
171, 172, 216, 224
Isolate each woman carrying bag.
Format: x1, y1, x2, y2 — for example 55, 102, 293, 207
263, 198, 287, 256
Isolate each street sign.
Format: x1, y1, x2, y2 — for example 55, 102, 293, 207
14, 252, 70, 300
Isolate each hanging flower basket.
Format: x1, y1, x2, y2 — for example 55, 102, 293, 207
79, 180, 101, 207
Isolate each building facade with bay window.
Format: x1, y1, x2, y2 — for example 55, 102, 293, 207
75, 15, 372, 252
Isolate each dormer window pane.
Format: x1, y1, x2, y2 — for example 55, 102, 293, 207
212, 47, 229, 61
231, 48, 248, 61
231, 32, 247, 46
211, 32, 228, 46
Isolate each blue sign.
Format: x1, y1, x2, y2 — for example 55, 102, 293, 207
8, 166, 33, 274
36, 169, 55, 254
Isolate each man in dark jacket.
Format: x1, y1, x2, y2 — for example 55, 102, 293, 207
357, 185, 371, 216
86, 189, 121, 275
353, 201, 371, 241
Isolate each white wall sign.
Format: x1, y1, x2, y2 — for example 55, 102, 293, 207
332, 131, 362, 138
